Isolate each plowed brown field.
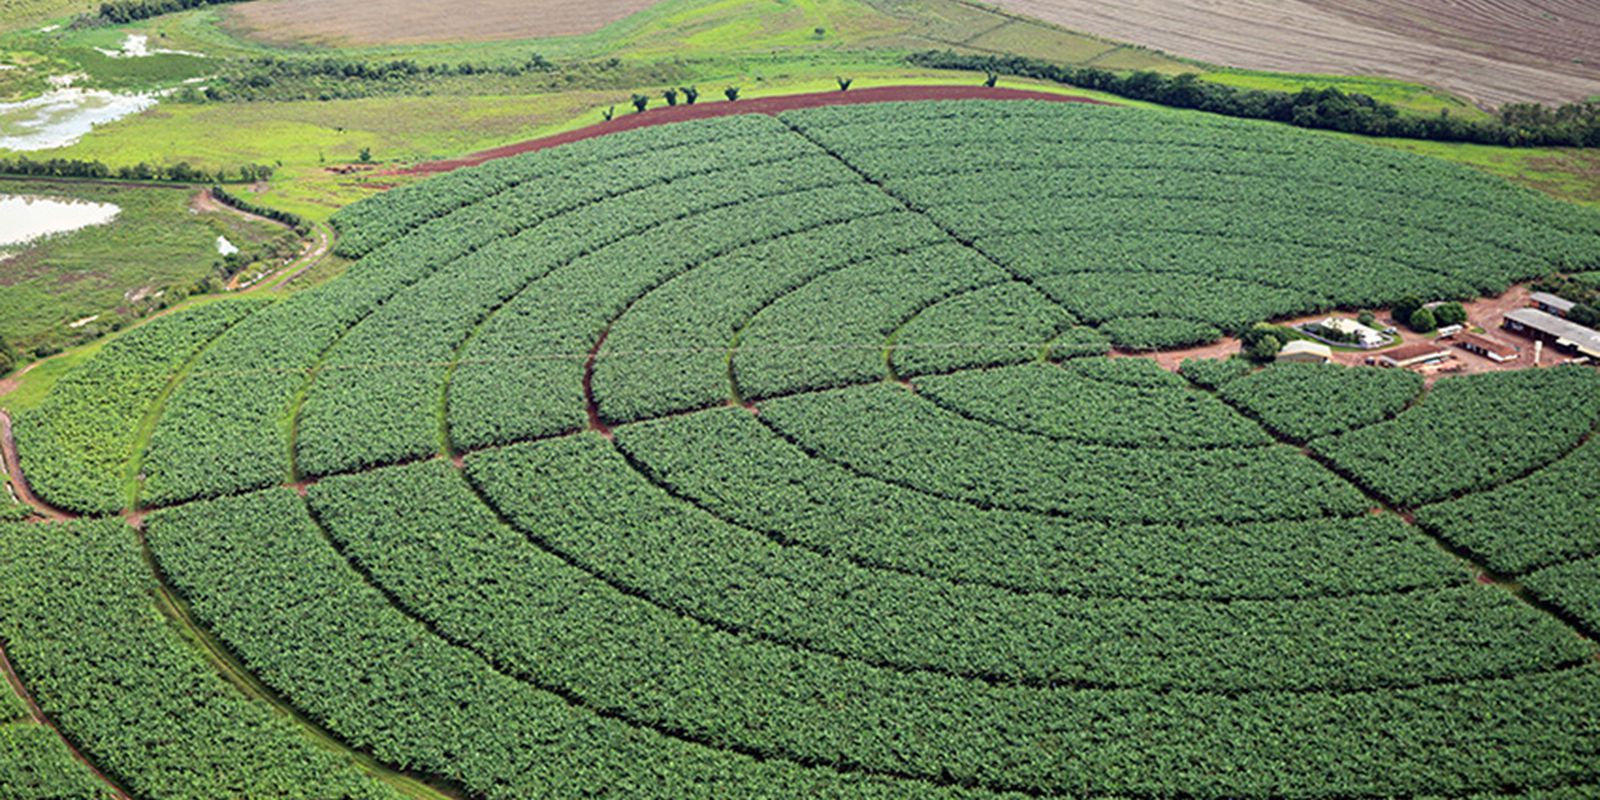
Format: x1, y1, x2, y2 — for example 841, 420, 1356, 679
986, 0, 1600, 107
223, 0, 665, 46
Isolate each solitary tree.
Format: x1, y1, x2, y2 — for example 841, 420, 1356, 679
663, 87, 679, 106
724, 86, 741, 101
602, 106, 615, 121
983, 71, 999, 88
358, 147, 372, 163
1408, 307, 1437, 333
631, 94, 649, 113
1357, 311, 1377, 328
681, 85, 699, 105
837, 76, 853, 91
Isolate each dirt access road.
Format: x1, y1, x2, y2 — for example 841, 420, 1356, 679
403, 85, 1110, 174
224, 0, 664, 46
985, 0, 1600, 107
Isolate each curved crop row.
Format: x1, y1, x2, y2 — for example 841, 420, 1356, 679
0, 519, 398, 800
15, 300, 267, 514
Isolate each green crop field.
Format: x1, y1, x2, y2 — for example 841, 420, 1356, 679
3, 99, 1599, 798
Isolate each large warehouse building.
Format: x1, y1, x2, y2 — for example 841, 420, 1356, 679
1503, 308, 1600, 359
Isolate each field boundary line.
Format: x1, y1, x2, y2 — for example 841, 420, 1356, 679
0, 411, 76, 522
131, 523, 467, 800
124, 303, 268, 512
0, 637, 133, 800
1196, 373, 1600, 646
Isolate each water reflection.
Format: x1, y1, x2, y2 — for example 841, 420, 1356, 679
0, 194, 121, 247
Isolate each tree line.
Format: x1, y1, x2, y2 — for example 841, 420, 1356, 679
89, 0, 245, 25
211, 184, 309, 235
0, 156, 275, 184
910, 51, 1600, 148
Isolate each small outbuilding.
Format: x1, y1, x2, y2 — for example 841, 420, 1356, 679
1277, 340, 1333, 364
1450, 332, 1518, 363
1530, 291, 1577, 318
1377, 342, 1451, 369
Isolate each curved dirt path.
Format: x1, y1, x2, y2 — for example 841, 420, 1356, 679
0, 640, 132, 800
198, 189, 335, 291
400, 85, 1111, 175
0, 410, 76, 522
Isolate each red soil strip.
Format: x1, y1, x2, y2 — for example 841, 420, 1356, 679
0, 640, 134, 800
582, 333, 614, 439
0, 410, 77, 522
399, 86, 1112, 175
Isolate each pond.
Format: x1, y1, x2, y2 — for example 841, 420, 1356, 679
0, 81, 157, 151
0, 194, 121, 247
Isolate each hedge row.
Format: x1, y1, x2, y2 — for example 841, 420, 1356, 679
0, 723, 112, 800
757, 382, 1368, 524
1415, 438, 1600, 574
299, 145, 868, 476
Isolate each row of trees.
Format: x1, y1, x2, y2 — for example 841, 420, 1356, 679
1392, 297, 1466, 333
0, 156, 275, 184
210, 185, 308, 235
89, 0, 243, 25
910, 51, 1600, 147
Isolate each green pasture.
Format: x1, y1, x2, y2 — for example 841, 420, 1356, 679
0, 178, 285, 353
1200, 69, 1492, 121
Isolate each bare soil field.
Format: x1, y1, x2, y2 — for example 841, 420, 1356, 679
223, 0, 666, 46
985, 0, 1600, 107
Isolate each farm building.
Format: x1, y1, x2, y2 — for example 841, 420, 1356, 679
1529, 291, 1577, 318
1377, 342, 1452, 369
1278, 340, 1333, 363
1450, 332, 1518, 363
1317, 317, 1387, 348
1503, 308, 1600, 359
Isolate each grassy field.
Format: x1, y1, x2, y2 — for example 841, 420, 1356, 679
0, 178, 287, 353
1200, 69, 1493, 121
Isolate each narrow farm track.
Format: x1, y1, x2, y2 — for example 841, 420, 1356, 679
400, 86, 1111, 175
1201, 380, 1600, 646
0, 640, 133, 800
0, 411, 75, 522
130, 524, 469, 800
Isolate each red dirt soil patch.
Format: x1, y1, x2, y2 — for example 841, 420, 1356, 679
399, 86, 1111, 175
